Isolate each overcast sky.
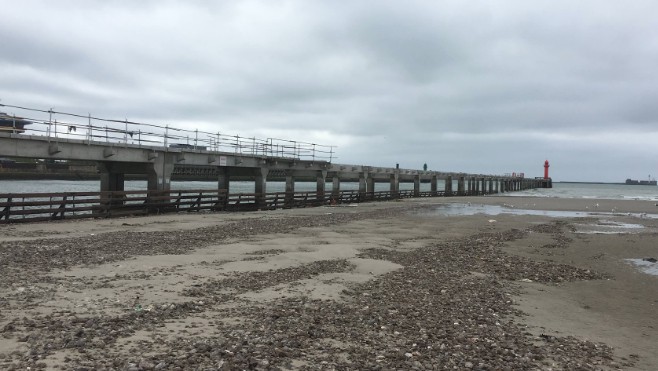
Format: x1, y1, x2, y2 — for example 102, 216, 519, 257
2, 0, 657, 182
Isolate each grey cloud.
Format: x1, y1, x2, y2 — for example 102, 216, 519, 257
2, 0, 658, 181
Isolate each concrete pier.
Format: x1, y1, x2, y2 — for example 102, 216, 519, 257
0, 132, 542, 200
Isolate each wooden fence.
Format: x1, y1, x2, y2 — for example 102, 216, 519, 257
0, 188, 467, 224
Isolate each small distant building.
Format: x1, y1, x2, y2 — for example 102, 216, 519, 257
0, 112, 32, 133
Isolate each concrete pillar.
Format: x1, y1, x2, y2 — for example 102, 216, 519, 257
445, 175, 452, 196
366, 173, 375, 194
147, 154, 175, 191
97, 162, 126, 212
475, 178, 480, 195
285, 171, 295, 208
217, 167, 230, 193
255, 168, 268, 194
390, 172, 400, 193
430, 175, 438, 196
332, 175, 340, 197
215, 167, 230, 211
98, 163, 125, 193
480, 178, 486, 195
495, 178, 499, 193
358, 172, 367, 201
255, 168, 269, 209
458, 176, 465, 196
316, 170, 327, 203
488, 178, 493, 194
285, 173, 295, 194
413, 175, 420, 197
467, 178, 472, 195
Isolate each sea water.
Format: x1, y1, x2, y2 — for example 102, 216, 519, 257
508, 182, 658, 201
1, 179, 657, 200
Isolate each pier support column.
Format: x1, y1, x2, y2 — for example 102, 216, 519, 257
495, 178, 499, 193
284, 171, 295, 208
359, 172, 367, 201
430, 175, 438, 196
316, 170, 327, 203
97, 162, 126, 212
145, 154, 176, 211
390, 172, 400, 195
254, 168, 269, 209
147, 154, 175, 191
413, 175, 420, 197
332, 175, 340, 199
216, 167, 230, 210
458, 176, 465, 196
366, 173, 375, 196
285, 173, 295, 193
480, 178, 486, 195
467, 178, 472, 195
146, 154, 175, 210
445, 175, 452, 196
98, 162, 125, 193
488, 178, 493, 194
217, 167, 230, 193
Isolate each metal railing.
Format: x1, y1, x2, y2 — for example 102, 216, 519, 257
0, 103, 335, 162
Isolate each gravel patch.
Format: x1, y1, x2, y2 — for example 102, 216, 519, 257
0, 205, 628, 370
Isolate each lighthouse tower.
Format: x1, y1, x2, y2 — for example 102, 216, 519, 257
544, 160, 550, 179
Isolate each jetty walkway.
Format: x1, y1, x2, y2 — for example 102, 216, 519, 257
0, 103, 546, 223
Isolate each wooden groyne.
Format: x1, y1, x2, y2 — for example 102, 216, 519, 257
0, 187, 499, 224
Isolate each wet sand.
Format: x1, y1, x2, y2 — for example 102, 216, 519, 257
0, 196, 657, 370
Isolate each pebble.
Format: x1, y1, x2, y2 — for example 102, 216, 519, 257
0, 207, 620, 369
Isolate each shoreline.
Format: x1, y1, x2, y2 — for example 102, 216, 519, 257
1, 196, 656, 369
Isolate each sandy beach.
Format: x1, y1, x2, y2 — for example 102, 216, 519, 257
1, 196, 657, 370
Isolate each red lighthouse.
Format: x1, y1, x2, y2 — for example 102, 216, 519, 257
544, 160, 550, 179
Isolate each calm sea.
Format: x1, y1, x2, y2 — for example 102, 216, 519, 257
1, 180, 657, 200
508, 182, 658, 201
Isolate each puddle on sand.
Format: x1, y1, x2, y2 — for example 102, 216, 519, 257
426, 203, 592, 218
422, 204, 648, 234
626, 259, 658, 276
574, 221, 645, 234
425, 203, 658, 220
